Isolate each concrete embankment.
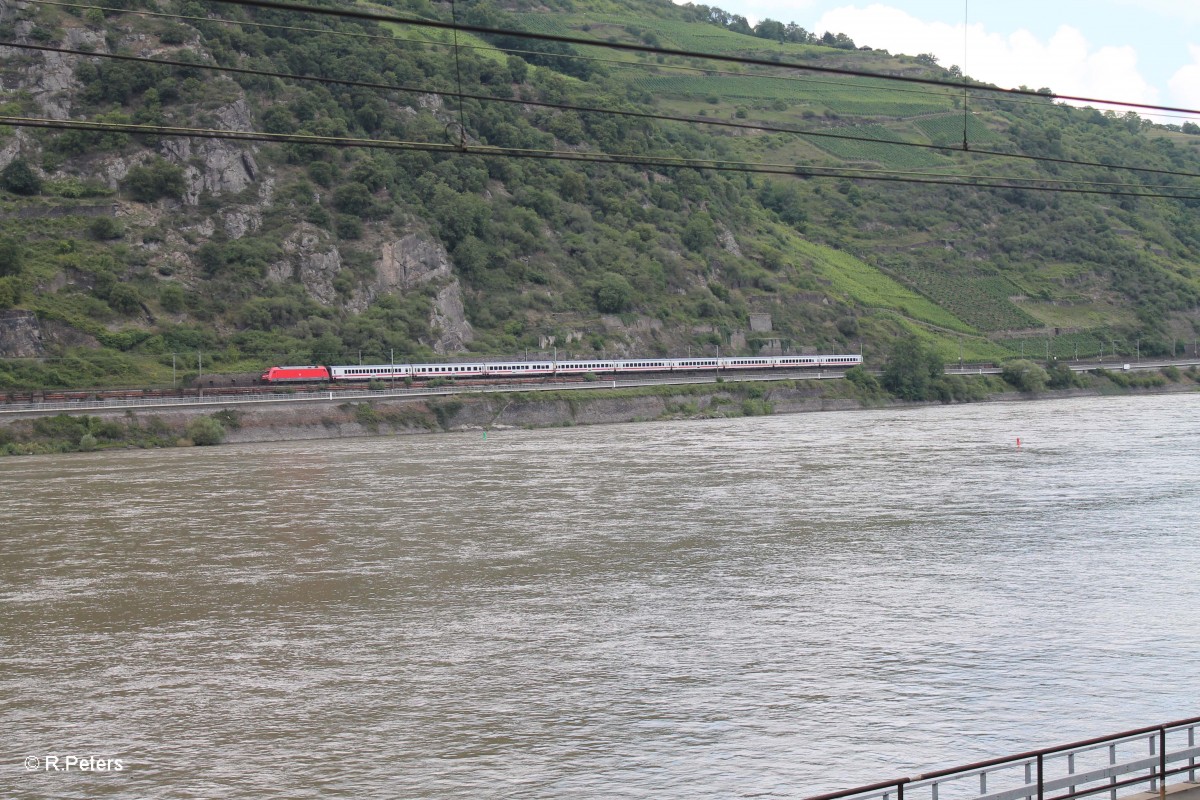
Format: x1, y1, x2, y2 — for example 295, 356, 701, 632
0, 381, 868, 452
1, 377, 1197, 455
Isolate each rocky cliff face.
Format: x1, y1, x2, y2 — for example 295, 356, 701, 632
270, 224, 343, 305
0, 309, 43, 358
365, 234, 474, 352
161, 99, 260, 204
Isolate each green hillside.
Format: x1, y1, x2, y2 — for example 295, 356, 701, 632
2, 0, 1199, 388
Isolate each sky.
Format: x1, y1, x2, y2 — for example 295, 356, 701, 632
679, 1, 1200, 120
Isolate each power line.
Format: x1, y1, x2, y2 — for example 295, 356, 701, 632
26, 0, 1200, 124
192, 0, 1200, 118
5, 115, 1199, 200
8, 40, 1200, 184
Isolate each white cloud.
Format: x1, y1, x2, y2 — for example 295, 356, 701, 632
1168, 45, 1200, 112
812, 5, 1160, 110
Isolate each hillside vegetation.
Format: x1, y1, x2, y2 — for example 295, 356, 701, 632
2, 0, 1200, 388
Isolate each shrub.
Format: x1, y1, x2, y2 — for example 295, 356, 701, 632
0, 277, 19, 309
185, 416, 225, 445
160, 284, 185, 313
122, 158, 186, 202
354, 402, 381, 431
1046, 362, 1080, 389
592, 272, 634, 313
88, 217, 124, 240
0, 158, 42, 195
335, 214, 363, 240
0, 237, 23, 276
844, 365, 883, 395
1001, 359, 1049, 393
211, 409, 242, 429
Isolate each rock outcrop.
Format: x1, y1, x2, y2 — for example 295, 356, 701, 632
372, 234, 453, 291
162, 99, 258, 204
0, 309, 44, 358
430, 281, 474, 353
271, 224, 343, 305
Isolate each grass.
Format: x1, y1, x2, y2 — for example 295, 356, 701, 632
1015, 300, 1138, 329
784, 236, 977, 334
630, 74, 954, 118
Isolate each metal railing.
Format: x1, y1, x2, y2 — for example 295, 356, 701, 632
806, 717, 1200, 800
0, 370, 848, 415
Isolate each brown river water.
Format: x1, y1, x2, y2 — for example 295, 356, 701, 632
2, 393, 1199, 798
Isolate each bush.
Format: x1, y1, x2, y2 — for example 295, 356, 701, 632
335, 214, 363, 240
1001, 359, 1049, 393
0, 237, 23, 276
160, 283, 185, 313
592, 272, 634, 313
0, 158, 42, 195
185, 416, 225, 445
0, 276, 23, 309
844, 365, 882, 395
89, 217, 124, 240
1046, 362, 1080, 389
122, 158, 186, 202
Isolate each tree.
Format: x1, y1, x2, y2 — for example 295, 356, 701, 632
1001, 359, 1049, 393
1045, 361, 1078, 389
0, 159, 42, 195
593, 272, 634, 313
0, 238, 23, 276
123, 158, 186, 202
681, 213, 717, 252
882, 337, 944, 400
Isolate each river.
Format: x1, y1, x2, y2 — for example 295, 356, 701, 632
2, 393, 1198, 798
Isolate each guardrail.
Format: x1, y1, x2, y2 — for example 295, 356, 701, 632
806, 717, 1200, 800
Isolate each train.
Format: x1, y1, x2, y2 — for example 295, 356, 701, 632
261, 354, 864, 383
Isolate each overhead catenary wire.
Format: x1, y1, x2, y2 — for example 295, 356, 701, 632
24, 0, 1200, 123
7, 40, 1200, 185
183, 0, 1200, 119
5, 115, 1200, 200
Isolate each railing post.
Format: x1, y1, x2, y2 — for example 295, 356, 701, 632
1027, 762, 1034, 800
933, 782, 939, 800
981, 771, 987, 795
1109, 744, 1118, 800
1159, 727, 1167, 795
898, 781, 905, 800
1189, 725, 1196, 782
1150, 733, 1158, 792
1038, 753, 1044, 800
1069, 752, 1076, 797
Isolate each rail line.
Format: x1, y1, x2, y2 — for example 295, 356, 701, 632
0, 370, 847, 416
